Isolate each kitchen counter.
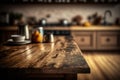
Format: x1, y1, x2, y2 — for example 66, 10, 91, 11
44, 25, 120, 31
0, 25, 120, 31
0, 36, 90, 80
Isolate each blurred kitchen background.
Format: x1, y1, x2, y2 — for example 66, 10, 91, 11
0, 1, 120, 80
0, 1, 120, 50
0, 3, 120, 26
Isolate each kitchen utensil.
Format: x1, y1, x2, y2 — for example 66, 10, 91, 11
60, 19, 68, 26
39, 18, 47, 26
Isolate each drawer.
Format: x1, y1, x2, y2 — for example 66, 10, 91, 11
100, 36, 117, 46
97, 31, 120, 50
72, 31, 96, 50
75, 36, 91, 46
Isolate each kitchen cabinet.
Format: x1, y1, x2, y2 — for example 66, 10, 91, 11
71, 31, 96, 50
72, 30, 120, 50
97, 31, 120, 50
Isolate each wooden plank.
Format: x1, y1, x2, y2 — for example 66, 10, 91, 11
78, 52, 120, 80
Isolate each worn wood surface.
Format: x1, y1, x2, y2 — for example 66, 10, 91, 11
0, 36, 90, 74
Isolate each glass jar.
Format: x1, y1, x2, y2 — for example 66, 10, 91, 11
31, 27, 44, 43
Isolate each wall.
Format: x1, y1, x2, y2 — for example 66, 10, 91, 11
0, 4, 120, 23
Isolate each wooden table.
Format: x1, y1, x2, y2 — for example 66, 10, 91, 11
0, 36, 90, 80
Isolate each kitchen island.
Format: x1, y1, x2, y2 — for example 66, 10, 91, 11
0, 36, 90, 80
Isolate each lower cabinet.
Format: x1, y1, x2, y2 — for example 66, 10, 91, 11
97, 31, 120, 50
71, 31, 96, 50
72, 31, 120, 50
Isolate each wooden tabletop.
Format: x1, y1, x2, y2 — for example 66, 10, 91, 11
0, 36, 90, 74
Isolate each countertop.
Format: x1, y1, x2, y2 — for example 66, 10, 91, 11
0, 36, 90, 74
44, 25, 120, 31
0, 25, 120, 31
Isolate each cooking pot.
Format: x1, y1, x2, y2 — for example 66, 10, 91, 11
39, 18, 47, 26
60, 19, 68, 26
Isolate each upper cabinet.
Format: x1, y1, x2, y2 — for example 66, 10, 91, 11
0, 0, 120, 4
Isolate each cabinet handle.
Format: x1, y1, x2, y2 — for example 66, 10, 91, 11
106, 38, 110, 42
81, 38, 85, 42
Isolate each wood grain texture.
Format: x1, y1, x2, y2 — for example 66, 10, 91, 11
0, 36, 90, 74
78, 52, 120, 80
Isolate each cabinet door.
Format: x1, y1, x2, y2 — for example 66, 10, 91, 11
97, 31, 120, 50
72, 31, 96, 50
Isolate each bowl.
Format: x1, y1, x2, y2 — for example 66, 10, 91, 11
11, 35, 25, 42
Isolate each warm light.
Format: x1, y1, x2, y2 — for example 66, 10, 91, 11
25, 46, 32, 60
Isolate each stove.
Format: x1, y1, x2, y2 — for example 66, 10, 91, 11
44, 30, 71, 35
